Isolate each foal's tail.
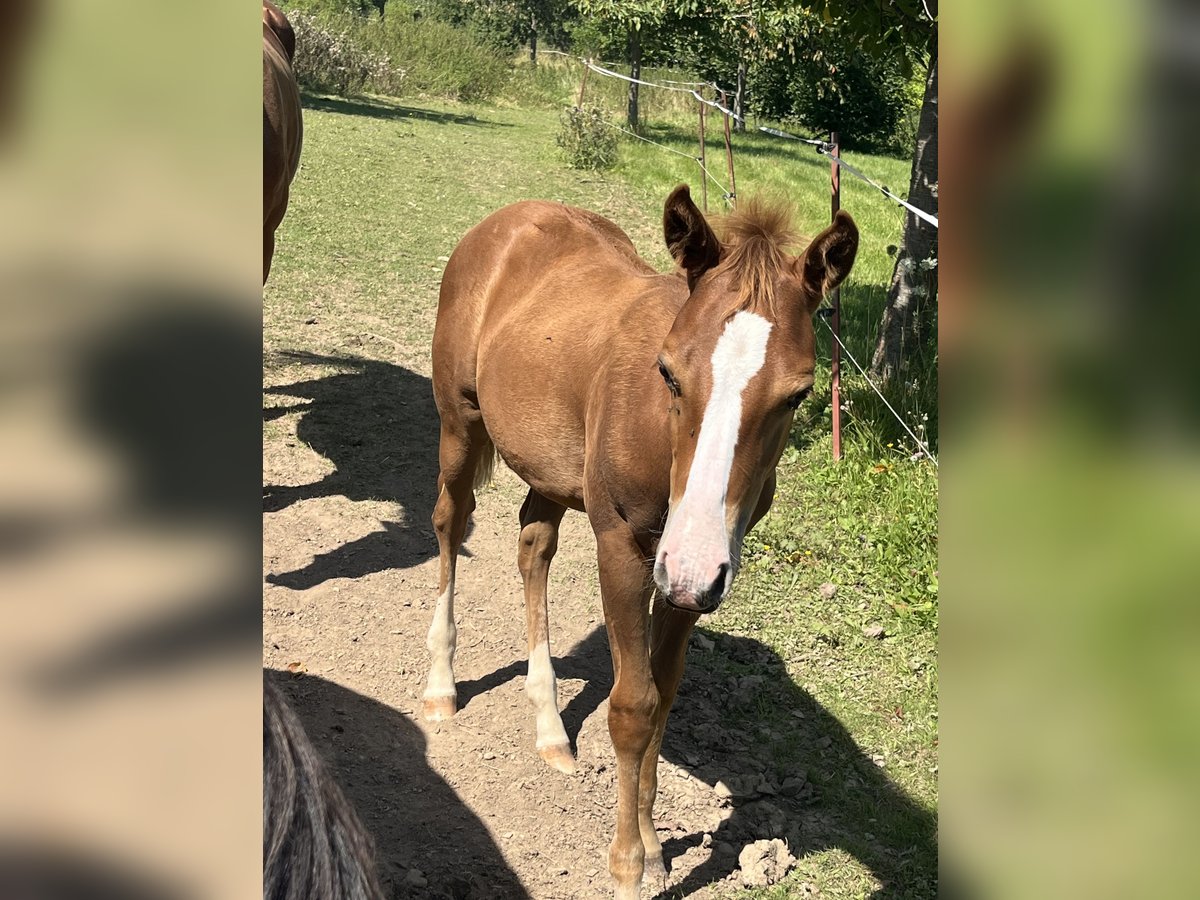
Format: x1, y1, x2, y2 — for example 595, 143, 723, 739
473, 434, 497, 491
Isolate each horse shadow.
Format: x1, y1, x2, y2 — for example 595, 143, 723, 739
21, 287, 262, 694
0, 840, 188, 900
267, 668, 529, 899
460, 624, 937, 899
264, 351, 459, 590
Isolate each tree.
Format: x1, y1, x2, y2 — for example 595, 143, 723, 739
809, 0, 937, 382
870, 32, 936, 380
575, 0, 665, 128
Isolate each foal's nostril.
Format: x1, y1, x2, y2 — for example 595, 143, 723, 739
709, 563, 730, 599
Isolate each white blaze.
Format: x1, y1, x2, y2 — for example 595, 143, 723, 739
657, 311, 772, 595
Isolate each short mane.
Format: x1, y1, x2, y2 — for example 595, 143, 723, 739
714, 197, 801, 317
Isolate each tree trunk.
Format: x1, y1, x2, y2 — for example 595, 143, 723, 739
529, 13, 537, 65
627, 26, 641, 130
734, 60, 747, 132
871, 38, 938, 382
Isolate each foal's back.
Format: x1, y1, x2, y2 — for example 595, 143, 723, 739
434, 201, 682, 509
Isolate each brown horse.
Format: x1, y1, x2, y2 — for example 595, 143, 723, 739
263, 0, 302, 284
422, 186, 857, 898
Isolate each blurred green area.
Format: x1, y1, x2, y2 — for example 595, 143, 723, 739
946, 1, 1200, 896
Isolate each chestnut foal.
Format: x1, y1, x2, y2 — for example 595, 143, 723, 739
422, 185, 857, 898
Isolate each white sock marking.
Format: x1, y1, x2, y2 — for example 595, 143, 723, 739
525, 640, 569, 749
424, 578, 457, 700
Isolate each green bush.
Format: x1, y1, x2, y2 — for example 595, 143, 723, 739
287, 10, 398, 96
556, 106, 617, 170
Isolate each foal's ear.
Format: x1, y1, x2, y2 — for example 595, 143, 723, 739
663, 184, 720, 287
795, 210, 859, 310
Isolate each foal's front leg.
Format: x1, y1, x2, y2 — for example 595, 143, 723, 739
638, 600, 699, 888
595, 526, 659, 900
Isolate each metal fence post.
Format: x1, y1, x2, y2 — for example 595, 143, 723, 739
830, 131, 842, 462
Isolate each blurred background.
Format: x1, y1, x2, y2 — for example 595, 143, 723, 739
1, 0, 1198, 897
943, 0, 1200, 896
0, 1, 259, 896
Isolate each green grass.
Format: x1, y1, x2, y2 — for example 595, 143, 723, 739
267, 89, 937, 899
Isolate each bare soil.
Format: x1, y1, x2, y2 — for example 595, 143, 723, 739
262, 342, 858, 900
263, 346, 743, 900
262, 332, 934, 900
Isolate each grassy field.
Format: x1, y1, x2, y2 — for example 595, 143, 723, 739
266, 90, 937, 898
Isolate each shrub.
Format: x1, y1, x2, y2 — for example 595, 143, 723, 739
556, 106, 618, 170
287, 10, 398, 96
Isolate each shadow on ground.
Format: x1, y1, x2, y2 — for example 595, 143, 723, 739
458, 624, 937, 899
267, 668, 529, 899
264, 351, 462, 590
21, 287, 261, 695
302, 93, 511, 128
0, 842, 187, 900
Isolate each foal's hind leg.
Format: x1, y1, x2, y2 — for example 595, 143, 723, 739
422, 418, 490, 722
517, 489, 573, 773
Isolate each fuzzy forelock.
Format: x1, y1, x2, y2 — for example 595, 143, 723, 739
713, 196, 802, 317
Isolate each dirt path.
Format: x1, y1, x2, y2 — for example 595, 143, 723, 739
263, 346, 751, 899
259, 325, 934, 900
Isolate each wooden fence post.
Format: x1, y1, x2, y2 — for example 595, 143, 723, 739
576, 59, 591, 108
718, 88, 737, 206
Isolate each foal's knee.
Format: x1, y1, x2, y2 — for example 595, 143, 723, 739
607, 685, 659, 754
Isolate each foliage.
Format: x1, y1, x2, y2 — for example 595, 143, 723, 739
649, 2, 921, 152
574, 0, 666, 33
414, 0, 575, 55
751, 43, 914, 153
815, 0, 936, 73
285, 4, 512, 101
891, 67, 928, 153
556, 105, 618, 169
289, 0, 385, 15
288, 10, 398, 96
356, 11, 512, 100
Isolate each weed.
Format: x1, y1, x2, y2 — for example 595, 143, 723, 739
556, 106, 618, 170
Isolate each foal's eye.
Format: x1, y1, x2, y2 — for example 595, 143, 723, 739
658, 362, 681, 397
786, 387, 812, 410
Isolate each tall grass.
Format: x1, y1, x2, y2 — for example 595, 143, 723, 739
286, 5, 511, 102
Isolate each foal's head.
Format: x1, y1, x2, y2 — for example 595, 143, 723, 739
653, 185, 858, 613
